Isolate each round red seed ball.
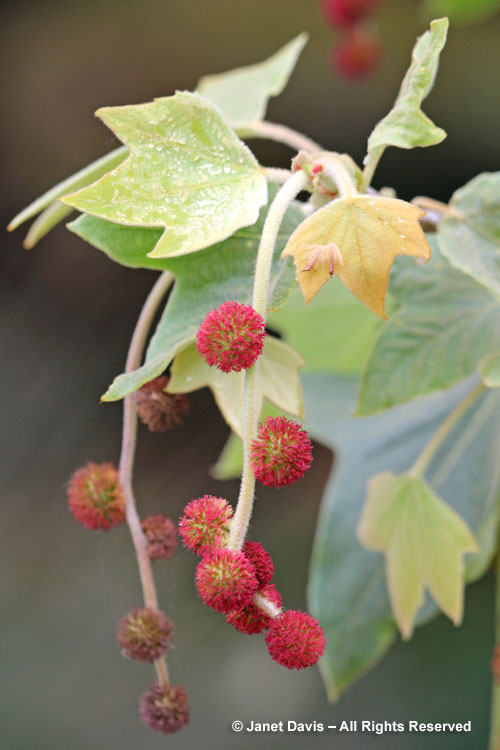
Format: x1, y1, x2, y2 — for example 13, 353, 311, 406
265, 610, 326, 670
196, 301, 266, 373
243, 540, 274, 587
332, 27, 381, 80
179, 495, 233, 555
250, 417, 313, 488
136, 375, 189, 432
67, 462, 125, 530
117, 608, 173, 662
141, 515, 178, 561
226, 584, 282, 635
195, 548, 259, 613
321, 0, 378, 28
139, 683, 189, 734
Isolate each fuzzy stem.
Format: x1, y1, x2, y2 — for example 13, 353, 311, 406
227, 170, 309, 552
119, 270, 174, 689
263, 167, 293, 184
253, 592, 282, 618
319, 154, 358, 198
236, 120, 321, 154
409, 383, 486, 479
412, 195, 462, 220
490, 545, 500, 750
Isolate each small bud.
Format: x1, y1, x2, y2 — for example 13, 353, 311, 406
250, 417, 313, 488
136, 376, 189, 432
117, 607, 173, 662
332, 27, 381, 80
139, 683, 189, 734
226, 584, 282, 635
195, 548, 258, 613
67, 462, 125, 530
179, 495, 233, 555
141, 514, 178, 560
265, 610, 326, 669
196, 301, 266, 373
243, 541, 274, 587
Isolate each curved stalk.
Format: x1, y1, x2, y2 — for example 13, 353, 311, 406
119, 270, 174, 688
236, 120, 321, 154
227, 170, 309, 552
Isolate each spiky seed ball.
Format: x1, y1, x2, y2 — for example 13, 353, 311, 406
250, 417, 313, 488
117, 608, 173, 662
179, 495, 233, 555
141, 515, 178, 561
195, 548, 258, 613
243, 540, 274, 586
196, 301, 266, 373
136, 376, 189, 432
226, 584, 282, 635
332, 28, 381, 80
67, 462, 125, 530
139, 683, 189, 734
321, 0, 378, 28
265, 610, 326, 670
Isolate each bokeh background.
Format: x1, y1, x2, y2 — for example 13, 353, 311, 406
2, 1, 500, 748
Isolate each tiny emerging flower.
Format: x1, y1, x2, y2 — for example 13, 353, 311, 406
139, 683, 189, 734
301, 243, 343, 278
117, 607, 173, 662
196, 301, 266, 373
67, 462, 126, 530
136, 375, 189, 432
142, 515, 178, 560
250, 417, 313, 488
179, 495, 233, 555
265, 610, 326, 670
196, 548, 258, 613
226, 583, 282, 635
243, 540, 274, 587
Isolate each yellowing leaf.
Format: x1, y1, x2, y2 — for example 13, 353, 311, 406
167, 337, 304, 437
282, 195, 431, 318
358, 472, 478, 640
63, 92, 267, 258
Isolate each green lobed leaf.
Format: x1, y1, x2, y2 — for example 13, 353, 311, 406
358, 472, 477, 640
167, 337, 304, 438
363, 18, 448, 182
68, 215, 166, 270
268, 283, 382, 375
8, 146, 127, 234
437, 172, 500, 299
358, 236, 500, 415
102, 188, 303, 401
196, 34, 307, 124
305, 374, 500, 700
63, 92, 268, 258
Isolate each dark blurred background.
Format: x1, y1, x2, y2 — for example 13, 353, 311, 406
1, 1, 499, 748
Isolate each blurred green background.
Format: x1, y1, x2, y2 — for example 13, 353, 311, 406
1, 1, 499, 747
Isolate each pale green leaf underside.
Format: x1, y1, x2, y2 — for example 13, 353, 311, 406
437, 172, 500, 299
364, 18, 448, 174
358, 237, 500, 415
306, 375, 500, 700
167, 337, 304, 438
269, 283, 381, 375
102, 190, 302, 401
196, 33, 307, 123
63, 92, 268, 258
358, 472, 477, 639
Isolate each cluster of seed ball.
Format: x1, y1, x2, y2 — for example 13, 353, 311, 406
321, 0, 381, 80
179, 495, 325, 669
66, 457, 187, 733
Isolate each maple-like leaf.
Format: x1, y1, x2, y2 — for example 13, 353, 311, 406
166, 337, 304, 437
357, 471, 478, 640
63, 92, 267, 258
281, 194, 431, 318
